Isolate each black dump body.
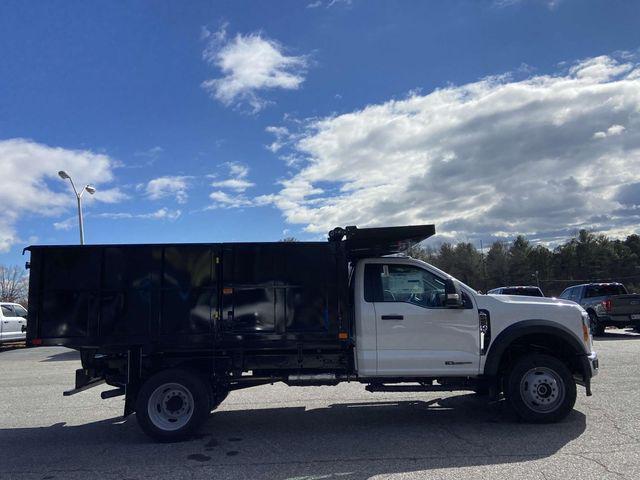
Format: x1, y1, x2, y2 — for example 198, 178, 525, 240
26, 242, 349, 350
25, 225, 434, 374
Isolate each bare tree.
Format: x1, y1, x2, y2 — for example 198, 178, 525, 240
0, 265, 28, 305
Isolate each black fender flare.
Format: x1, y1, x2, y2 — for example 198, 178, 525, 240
483, 319, 588, 378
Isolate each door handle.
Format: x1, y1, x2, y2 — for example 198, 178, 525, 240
381, 315, 404, 320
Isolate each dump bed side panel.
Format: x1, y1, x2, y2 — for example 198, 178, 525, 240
220, 242, 349, 344
27, 242, 349, 352
27, 244, 221, 349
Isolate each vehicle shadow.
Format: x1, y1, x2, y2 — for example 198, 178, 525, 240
0, 394, 587, 479
39, 350, 80, 362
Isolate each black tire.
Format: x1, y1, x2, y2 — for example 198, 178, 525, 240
135, 369, 211, 442
473, 385, 490, 396
506, 353, 576, 423
210, 388, 229, 411
589, 311, 605, 337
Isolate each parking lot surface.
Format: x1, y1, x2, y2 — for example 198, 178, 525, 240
1, 330, 639, 480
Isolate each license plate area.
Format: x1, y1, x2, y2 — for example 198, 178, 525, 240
631, 314, 640, 320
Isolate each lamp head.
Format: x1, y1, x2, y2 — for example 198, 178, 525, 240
85, 185, 96, 195
58, 170, 70, 180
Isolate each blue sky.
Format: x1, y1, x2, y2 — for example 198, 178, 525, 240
1, 0, 640, 266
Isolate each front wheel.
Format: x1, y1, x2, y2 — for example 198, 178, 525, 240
506, 353, 576, 423
135, 369, 211, 442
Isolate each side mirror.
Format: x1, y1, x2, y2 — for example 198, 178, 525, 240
444, 279, 464, 308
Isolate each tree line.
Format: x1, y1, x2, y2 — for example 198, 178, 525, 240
408, 230, 640, 295
0, 265, 28, 305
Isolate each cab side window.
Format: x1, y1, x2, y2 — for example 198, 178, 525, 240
1, 305, 15, 317
571, 287, 582, 302
364, 264, 447, 308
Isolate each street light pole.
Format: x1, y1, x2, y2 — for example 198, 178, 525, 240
58, 171, 96, 245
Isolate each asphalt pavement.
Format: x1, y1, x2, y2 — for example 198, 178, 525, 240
1, 330, 639, 480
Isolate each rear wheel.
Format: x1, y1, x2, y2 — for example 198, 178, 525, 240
506, 353, 576, 423
135, 369, 210, 442
210, 388, 229, 411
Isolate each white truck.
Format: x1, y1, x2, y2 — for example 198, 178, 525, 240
0, 302, 27, 344
26, 225, 599, 441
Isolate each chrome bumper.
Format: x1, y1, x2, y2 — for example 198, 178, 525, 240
588, 351, 599, 377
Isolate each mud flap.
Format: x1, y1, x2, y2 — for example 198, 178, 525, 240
123, 347, 142, 417
123, 385, 137, 417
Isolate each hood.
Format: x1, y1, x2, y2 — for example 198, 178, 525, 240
477, 294, 585, 316
486, 294, 576, 307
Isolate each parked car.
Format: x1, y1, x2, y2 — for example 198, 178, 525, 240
487, 286, 544, 297
558, 283, 640, 336
0, 302, 28, 343
26, 224, 598, 442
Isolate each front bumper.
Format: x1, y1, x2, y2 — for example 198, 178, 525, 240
576, 351, 598, 396
587, 351, 599, 377
597, 314, 640, 326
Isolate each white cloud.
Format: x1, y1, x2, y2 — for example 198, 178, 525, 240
210, 162, 255, 192
259, 55, 640, 242
125, 146, 164, 169
0, 138, 124, 252
92, 187, 129, 203
143, 176, 191, 204
207, 162, 257, 209
53, 216, 77, 231
135, 146, 163, 158
201, 27, 308, 112
97, 208, 182, 221
266, 126, 294, 153
593, 124, 626, 139
208, 191, 253, 209
54, 208, 182, 230
307, 0, 352, 7
494, 0, 561, 9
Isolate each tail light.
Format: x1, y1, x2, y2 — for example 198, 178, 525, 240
602, 299, 612, 312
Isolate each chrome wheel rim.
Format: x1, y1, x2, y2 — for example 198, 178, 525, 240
519, 366, 565, 413
147, 382, 194, 431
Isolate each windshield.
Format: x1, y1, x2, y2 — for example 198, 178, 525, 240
410, 258, 478, 294
501, 287, 543, 297
585, 284, 627, 298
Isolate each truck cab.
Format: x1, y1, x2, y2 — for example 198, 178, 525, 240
351, 256, 597, 407
354, 257, 479, 377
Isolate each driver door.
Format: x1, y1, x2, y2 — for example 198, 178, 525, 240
365, 262, 480, 377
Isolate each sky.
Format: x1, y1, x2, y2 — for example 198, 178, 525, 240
1, 0, 640, 266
